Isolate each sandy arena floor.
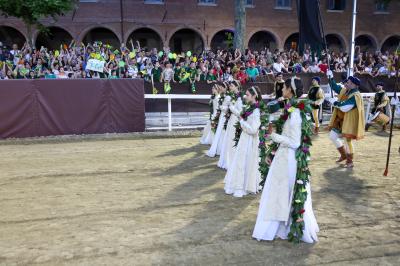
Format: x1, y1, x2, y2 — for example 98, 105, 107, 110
0, 130, 399, 266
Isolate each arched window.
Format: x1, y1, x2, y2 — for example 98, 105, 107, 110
327, 0, 346, 11
36, 27, 73, 50
82, 27, 120, 48
210, 30, 234, 51
0, 26, 26, 48
169, 29, 204, 54
248, 31, 278, 51
127, 28, 163, 50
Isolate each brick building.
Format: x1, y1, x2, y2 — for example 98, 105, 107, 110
0, 0, 399, 53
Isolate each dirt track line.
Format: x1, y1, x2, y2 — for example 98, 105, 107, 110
0, 168, 176, 186
317, 252, 400, 265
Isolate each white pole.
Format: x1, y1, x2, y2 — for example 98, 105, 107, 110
168, 98, 172, 131
365, 100, 371, 122
349, 0, 357, 76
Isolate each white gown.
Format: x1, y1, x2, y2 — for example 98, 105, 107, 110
207, 95, 231, 157
252, 108, 319, 243
200, 96, 218, 145
217, 97, 243, 169
224, 108, 261, 197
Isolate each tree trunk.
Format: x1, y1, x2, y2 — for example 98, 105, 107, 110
234, 0, 246, 52
26, 23, 33, 48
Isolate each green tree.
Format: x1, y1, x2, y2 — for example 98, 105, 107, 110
0, 0, 76, 47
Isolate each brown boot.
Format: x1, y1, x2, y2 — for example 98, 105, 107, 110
365, 123, 371, 132
343, 154, 354, 168
381, 123, 387, 132
314, 127, 319, 135
336, 146, 347, 163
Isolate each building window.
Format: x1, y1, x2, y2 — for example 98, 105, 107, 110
327, 0, 346, 11
246, 0, 254, 7
376, 2, 388, 12
144, 0, 164, 3
198, 0, 217, 5
275, 0, 291, 9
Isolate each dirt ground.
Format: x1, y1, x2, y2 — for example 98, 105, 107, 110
0, 130, 399, 266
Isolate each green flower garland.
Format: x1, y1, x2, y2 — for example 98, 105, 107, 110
233, 101, 261, 147
211, 93, 225, 133
223, 92, 242, 130
209, 94, 216, 120
259, 98, 314, 243
258, 101, 270, 179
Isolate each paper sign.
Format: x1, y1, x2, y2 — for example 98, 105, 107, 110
86, 59, 105, 73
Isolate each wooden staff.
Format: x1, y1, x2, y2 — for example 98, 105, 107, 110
317, 0, 334, 99
383, 45, 400, 176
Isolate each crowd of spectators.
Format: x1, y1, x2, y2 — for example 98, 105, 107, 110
0, 40, 398, 83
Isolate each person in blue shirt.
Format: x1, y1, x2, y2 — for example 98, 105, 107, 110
246, 63, 259, 82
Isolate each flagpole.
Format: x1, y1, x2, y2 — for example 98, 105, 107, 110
349, 0, 357, 76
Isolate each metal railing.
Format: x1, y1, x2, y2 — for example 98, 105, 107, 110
145, 92, 398, 131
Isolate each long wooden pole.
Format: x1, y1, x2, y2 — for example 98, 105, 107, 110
317, 0, 333, 99
383, 45, 400, 176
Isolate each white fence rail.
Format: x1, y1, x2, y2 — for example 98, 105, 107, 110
145, 92, 398, 131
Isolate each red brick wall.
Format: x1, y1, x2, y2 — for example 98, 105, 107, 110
0, 0, 399, 51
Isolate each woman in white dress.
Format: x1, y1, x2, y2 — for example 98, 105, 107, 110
224, 86, 262, 197
218, 81, 243, 169
253, 78, 319, 243
200, 85, 219, 145
207, 84, 231, 157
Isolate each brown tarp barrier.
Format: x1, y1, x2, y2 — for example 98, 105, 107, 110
144, 73, 398, 112
0, 79, 145, 139
0, 74, 395, 138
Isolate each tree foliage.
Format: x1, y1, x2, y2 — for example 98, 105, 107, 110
0, 0, 76, 25
0, 0, 76, 45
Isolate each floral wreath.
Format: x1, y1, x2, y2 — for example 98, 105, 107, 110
211, 93, 225, 133
224, 91, 242, 130
209, 94, 216, 120
259, 98, 313, 243
233, 101, 261, 147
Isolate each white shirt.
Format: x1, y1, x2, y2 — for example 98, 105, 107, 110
128, 65, 138, 78
273, 62, 285, 73
378, 66, 388, 75
310, 65, 321, 73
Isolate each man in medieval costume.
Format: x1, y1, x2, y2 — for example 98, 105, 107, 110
365, 82, 390, 132
307, 76, 325, 134
268, 72, 285, 102
327, 70, 365, 168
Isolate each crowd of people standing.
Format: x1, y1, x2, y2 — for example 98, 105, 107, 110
1, 40, 399, 84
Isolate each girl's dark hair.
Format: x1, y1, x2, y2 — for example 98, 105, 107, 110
247, 86, 262, 102
284, 78, 303, 98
